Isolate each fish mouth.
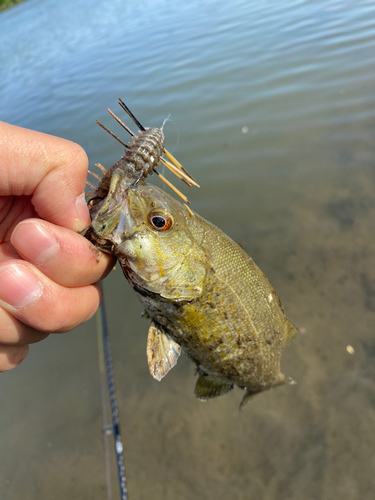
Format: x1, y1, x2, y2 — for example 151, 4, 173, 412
89, 168, 136, 249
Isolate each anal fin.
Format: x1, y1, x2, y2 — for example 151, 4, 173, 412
147, 322, 181, 381
194, 372, 233, 400
239, 389, 260, 410
239, 375, 297, 410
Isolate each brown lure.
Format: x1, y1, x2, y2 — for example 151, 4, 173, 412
85, 99, 198, 212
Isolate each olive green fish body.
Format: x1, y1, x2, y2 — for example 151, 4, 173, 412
88, 170, 296, 404
119, 211, 296, 393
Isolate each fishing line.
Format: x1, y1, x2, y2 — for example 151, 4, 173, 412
161, 115, 180, 153
159, 115, 179, 190
97, 286, 128, 500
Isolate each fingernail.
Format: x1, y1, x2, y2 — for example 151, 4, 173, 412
76, 193, 90, 229
0, 264, 43, 308
11, 222, 58, 264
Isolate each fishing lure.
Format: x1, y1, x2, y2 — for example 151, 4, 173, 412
85, 99, 198, 211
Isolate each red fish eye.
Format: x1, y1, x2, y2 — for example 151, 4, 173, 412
148, 213, 173, 231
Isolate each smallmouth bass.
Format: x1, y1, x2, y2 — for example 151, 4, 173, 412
85, 103, 297, 407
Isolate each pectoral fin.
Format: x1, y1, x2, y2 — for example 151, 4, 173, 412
194, 372, 233, 400
147, 322, 181, 381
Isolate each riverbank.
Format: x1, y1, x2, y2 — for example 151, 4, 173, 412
0, 0, 25, 12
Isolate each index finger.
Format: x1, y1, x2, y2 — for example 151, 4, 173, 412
0, 121, 91, 232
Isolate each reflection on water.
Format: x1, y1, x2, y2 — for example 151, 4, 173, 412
1, 0, 375, 498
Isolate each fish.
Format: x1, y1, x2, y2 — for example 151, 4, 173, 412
85, 102, 297, 408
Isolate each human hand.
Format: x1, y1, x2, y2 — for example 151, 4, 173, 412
0, 121, 114, 371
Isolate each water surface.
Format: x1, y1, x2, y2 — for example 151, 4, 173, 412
1, 0, 375, 499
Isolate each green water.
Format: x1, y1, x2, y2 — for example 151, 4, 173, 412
1, 0, 375, 498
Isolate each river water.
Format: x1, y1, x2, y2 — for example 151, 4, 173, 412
1, 0, 375, 499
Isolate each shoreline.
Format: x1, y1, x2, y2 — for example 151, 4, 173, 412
0, 0, 26, 12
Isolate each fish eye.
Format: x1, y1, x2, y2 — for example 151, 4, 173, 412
148, 212, 173, 231
87, 196, 104, 209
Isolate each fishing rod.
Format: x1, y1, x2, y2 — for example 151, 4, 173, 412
97, 286, 128, 500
